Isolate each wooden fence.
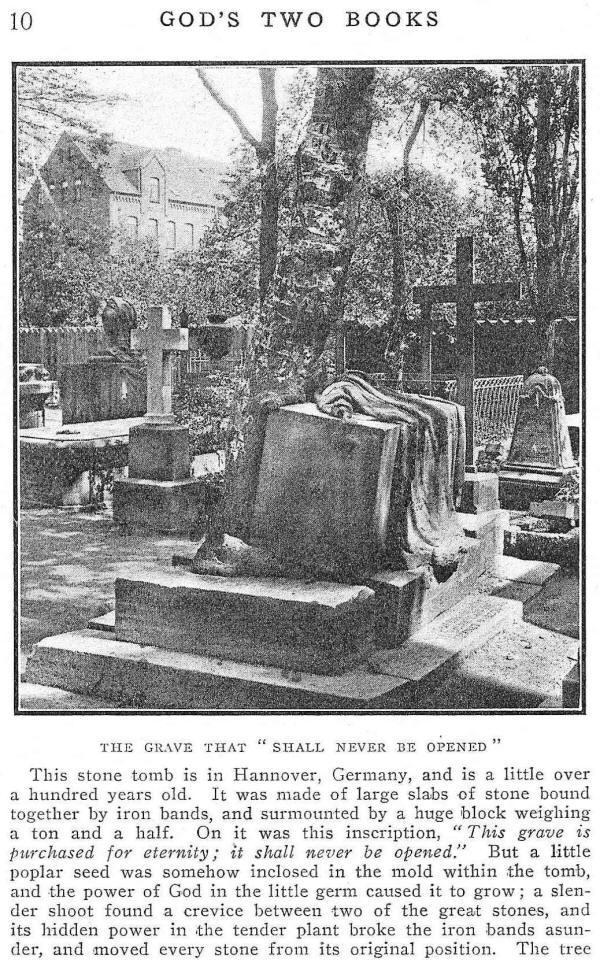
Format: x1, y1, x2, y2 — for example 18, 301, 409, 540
19, 326, 107, 379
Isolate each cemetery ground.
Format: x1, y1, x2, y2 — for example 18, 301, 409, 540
18, 506, 579, 712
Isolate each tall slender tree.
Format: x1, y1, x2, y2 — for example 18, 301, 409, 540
197, 68, 279, 304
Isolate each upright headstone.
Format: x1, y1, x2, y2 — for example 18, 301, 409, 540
500, 367, 576, 510
113, 306, 206, 533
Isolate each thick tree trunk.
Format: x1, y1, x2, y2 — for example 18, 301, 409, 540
266, 67, 376, 379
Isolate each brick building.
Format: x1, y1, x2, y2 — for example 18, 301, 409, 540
23, 131, 226, 254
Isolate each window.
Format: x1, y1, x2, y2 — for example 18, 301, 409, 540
149, 177, 160, 202
148, 218, 159, 242
125, 216, 138, 241
74, 180, 82, 202
61, 181, 69, 203
183, 223, 194, 249
166, 221, 176, 250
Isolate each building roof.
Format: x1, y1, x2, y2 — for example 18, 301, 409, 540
99, 140, 227, 206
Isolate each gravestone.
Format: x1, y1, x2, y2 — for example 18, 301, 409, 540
60, 298, 146, 423
251, 403, 401, 577
112, 305, 206, 533
500, 367, 576, 510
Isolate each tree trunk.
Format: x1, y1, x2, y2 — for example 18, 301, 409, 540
533, 66, 557, 368
258, 68, 279, 304
385, 199, 408, 378
202, 68, 376, 549
265, 67, 376, 381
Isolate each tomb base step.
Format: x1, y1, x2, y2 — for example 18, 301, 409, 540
369, 511, 507, 647
89, 610, 115, 631
562, 660, 581, 709
114, 570, 376, 676
24, 595, 525, 710
499, 470, 566, 510
112, 477, 207, 534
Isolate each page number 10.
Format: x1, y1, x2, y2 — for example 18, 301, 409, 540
11, 11, 33, 29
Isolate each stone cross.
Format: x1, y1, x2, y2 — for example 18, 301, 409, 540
131, 305, 188, 425
413, 236, 521, 466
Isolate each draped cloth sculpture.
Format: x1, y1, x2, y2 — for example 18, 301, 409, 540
195, 373, 467, 579
315, 374, 467, 570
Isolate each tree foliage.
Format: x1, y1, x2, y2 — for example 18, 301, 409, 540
463, 65, 580, 362
16, 67, 113, 206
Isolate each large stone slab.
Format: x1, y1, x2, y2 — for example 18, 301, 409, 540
23, 593, 529, 711
370, 594, 522, 685
20, 418, 140, 508
251, 403, 400, 576
112, 477, 206, 534
115, 570, 376, 675
499, 469, 564, 510
24, 630, 401, 710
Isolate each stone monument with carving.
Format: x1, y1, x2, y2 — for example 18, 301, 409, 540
59, 297, 146, 423
112, 305, 206, 533
500, 366, 577, 510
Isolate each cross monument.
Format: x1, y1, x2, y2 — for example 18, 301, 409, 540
413, 236, 521, 466
131, 305, 189, 424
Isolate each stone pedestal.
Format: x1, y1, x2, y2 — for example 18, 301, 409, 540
112, 476, 206, 533
461, 471, 500, 514
19, 379, 56, 429
113, 421, 207, 534
500, 368, 576, 511
128, 423, 190, 481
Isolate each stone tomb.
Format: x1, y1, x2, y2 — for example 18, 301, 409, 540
23, 391, 556, 709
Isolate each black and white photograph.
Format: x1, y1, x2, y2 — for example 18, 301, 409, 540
14, 61, 583, 713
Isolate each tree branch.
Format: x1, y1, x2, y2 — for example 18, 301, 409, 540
403, 97, 429, 187
196, 68, 261, 152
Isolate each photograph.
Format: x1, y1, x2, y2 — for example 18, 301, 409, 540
14, 61, 583, 714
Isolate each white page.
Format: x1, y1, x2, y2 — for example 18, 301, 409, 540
3, 1, 597, 958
